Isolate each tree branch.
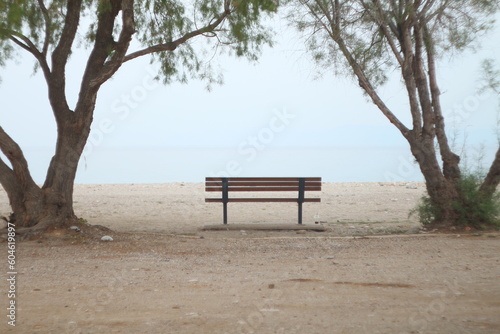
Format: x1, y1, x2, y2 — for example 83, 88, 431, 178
323, 1, 410, 137
367, 0, 404, 67
37, 0, 51, 56
412, 21, 433, 136
6, 30, 51, 82
50, 0, 82, 119
79, 0, 135, 94
0, 127, 38, 190
75, 0, 135, 118
123, 4, 232, 63
424, 24, 460, 181
479, 146, 500, 197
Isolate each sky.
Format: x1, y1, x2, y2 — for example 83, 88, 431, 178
0, 14, 499, 184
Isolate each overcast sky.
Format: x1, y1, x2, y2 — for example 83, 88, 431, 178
0, 16, 499, 184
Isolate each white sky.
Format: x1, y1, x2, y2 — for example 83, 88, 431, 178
0, 15, 499, 184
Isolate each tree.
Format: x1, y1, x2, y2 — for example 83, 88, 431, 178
0, 0, 277, 234
288, 0, 500, 228
478, 58, 500, 198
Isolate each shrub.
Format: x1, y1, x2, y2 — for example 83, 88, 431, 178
409, 196, 441, 226
452, 173, 500, 228
410, 173, 500, 229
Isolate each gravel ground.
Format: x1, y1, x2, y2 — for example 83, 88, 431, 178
1, 183, 499, 333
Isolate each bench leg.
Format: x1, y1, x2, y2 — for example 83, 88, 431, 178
223, 202, 228, 225
298, 202, 303, 225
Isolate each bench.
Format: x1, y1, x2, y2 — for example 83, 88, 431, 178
205, 177, 322, 225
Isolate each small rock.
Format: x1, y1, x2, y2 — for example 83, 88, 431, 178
101, 235, 113, 241
268, 283, 275, 289
69, 226, 80, 232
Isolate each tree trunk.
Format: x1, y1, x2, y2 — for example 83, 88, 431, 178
479, 146, 500, 198
0, 114, 91, 234
408, 134, 461, 228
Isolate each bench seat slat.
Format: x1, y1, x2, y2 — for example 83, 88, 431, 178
206, 181, 321, 187
206, 198, 321, 203
205, 186, 322, 192
206, 177, 321, 182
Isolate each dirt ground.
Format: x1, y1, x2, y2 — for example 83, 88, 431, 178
1, 183, 499, 333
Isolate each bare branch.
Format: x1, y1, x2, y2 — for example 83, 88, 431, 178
50, 0, 83, 119
86, 0, 136, 89
0, 127, 38, 190
6, 31, 51, 81
37, 0, 51, 56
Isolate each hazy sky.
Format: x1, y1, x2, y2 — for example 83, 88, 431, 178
1, 15, 499, 184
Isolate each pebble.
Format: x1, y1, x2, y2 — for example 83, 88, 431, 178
101, 235, 113, 241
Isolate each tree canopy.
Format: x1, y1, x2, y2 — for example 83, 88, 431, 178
0, 0, 278, 84
288, 0, 499, 88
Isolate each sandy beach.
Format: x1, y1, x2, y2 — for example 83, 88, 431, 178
1, 182, 499, 333
64, 182, 424, 233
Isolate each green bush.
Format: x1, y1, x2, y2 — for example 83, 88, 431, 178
409, 196, 441, 226
452, 173, 500, 228
410, 173, 500, 229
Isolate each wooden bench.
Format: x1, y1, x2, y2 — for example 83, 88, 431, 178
205, 177, 321, 225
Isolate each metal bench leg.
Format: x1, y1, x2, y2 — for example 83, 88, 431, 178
298, 202, 303, 225
298, 177, 305, 224
222, 177, 228, 224
223, 202, 228, 225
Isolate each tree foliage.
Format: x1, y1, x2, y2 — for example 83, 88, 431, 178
289, 0, 498, 87
0, 0, 277, 84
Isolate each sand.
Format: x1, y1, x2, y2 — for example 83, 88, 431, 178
70, 182, 426, 233
1, 182, 499, 333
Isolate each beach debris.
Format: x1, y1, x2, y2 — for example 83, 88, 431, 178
69, 226, 81, 232
101, 235, 113, 241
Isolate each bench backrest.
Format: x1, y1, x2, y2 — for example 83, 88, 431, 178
205, 177, 322, 193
